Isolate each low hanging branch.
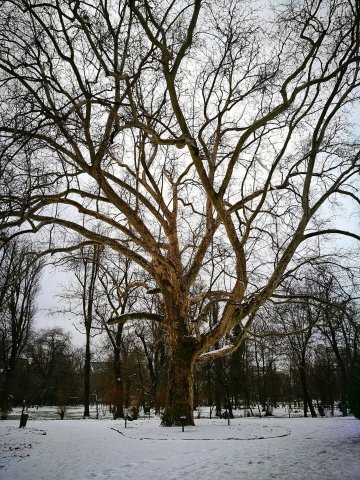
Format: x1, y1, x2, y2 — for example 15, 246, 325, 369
107, 312, 164, 325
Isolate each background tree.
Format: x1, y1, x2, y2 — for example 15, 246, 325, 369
251, 325, 281, 415
249, 264, 360, 417
134, 320, 168, 413
27, 327, 80, 408
0, 238, 43, 417
59, 245, 102, 417
347, 354, 360, 419
0, 0, 359, 425
279, 302, 319, 417
315, 274, 360, 405
95, 253, 146, 418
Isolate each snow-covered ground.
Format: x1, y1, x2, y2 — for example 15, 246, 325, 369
1, 409, 359, 479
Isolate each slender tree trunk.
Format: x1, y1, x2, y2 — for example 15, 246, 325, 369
227, 393, 234, 419
113, 346, 124, 419
303, 398, 308, 417
308, 400, 317, 417
214, 361, 223, 417
299, 365, 317, 418
83, 328, 91, 418
0, 370, 13, 418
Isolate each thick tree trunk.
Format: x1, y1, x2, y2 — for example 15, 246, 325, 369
161, 334, 196, 426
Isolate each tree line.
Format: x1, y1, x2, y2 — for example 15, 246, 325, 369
1, 239, 359, 419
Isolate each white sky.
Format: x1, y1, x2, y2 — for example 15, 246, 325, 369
35, 265, 85, 347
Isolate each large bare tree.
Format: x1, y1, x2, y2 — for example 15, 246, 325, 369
0, 0, 359, 424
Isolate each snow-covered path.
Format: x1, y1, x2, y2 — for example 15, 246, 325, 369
1, 416, 359, 479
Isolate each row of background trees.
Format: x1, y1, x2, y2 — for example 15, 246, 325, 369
1, 239, 359, 419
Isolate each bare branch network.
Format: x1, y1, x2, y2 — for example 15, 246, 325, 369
0, 0, 359, 424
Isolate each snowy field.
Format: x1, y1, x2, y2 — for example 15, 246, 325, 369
1, 409, 359, 480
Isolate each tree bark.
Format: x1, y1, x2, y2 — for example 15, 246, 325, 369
0, 370, 14, 418
299, 365, 317, 418
112, 346, 124, 419
161, 331, 196, 426
83, 330, 91, 418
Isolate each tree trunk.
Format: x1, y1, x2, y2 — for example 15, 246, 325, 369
161, 334, 196, 426
0, 370, 14, 418
299, 365, 317, 418
112, 347, 124, 419
303, 398, 308, 417
83, 330, 91, 418
214, 357, 223, 416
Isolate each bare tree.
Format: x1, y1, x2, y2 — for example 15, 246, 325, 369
95, 253, 145, 418
257, 263, 359, 416
279, 300, 320, 417
28, 327, 79, 408
59, 245, 102, 417
77, 246, 102, 417
134, 320, 168, 413
0, 238, 43, 417
0, 0, 359, 424
310, 268, 360, 409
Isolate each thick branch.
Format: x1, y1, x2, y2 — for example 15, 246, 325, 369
108, 312, 164, 325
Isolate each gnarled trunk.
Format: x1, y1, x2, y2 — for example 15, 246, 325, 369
161, 330, 196, 426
